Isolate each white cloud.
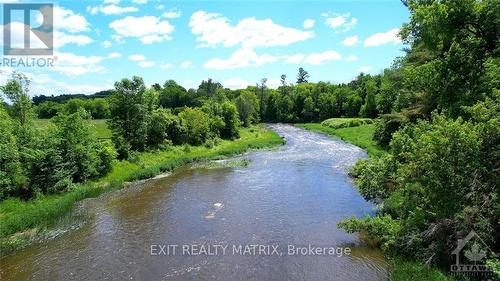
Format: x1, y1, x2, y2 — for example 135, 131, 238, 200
204, 47, 279, 69
181, 61, 193, 68
155, 4, 165, 10
108, 52, 121, 58
102, 40, 112, 48
138, 61, 155, 68
304, 50, 342, 65
189, 11, 314, 48
344, 55, 358, 62
342, 35, 359, 46
128, 54, 146, 61
128, 54, 154, 67
87, 3, 138, 15
132, 0, 147, 4
54, 31, 92, 48
163, 9, 181, 19
53, 6, 91, 33
303, 19, 315, 29
364, 28, 401, 47
358, 66, 371, 73
223, 77, 250, 90
283, 54, 306, 64
323, 12, 357, 33
160, 63, 172, 70
205, 48, 343, 69
51, 52, 106, 76
109, 16, 174, 44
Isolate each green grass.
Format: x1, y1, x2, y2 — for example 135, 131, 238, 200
0, 125, 284, 255
390, 260, 457, 281
321, 118, 373, 129
296, 122, 386, 157
33, 118, 112, 139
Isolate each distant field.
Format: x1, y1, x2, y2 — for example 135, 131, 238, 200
34, 119, 112, 139
321, 118, 373, 129
296, 122, 386, 157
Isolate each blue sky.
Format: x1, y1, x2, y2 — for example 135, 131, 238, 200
0, 0, 409, 95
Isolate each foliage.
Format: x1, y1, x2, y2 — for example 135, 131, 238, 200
321, 118, 373, 129
342, 113, 499, 268
178, 107, 213, 145
108, 76, 149, 152
373, 114, 406, 147
235, 90, 260, 126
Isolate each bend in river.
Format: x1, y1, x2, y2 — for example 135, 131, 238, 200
0, 124, 388, 281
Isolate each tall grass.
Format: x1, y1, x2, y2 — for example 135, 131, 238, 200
0, 125, 283, 254
296, 122, 386, 157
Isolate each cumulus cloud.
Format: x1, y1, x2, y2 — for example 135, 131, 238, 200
204, 48, 343, 69
86, 1, 138, 15
303, 50, 342, 65
342, 35, 359, 46
204, 47, 279, 69
303, 19, 315, 29
128, 54, 155, 67
54, 31, 92, 48
323, 12, 357, 33
364, 28, 401, 47
102, 40, 112, 48
283, 54, 306, 64
53, 6, 90, 33
189, 11, 314, 48
109, 16, 174, 44
108, 52, 121, 58
181, 61, 193, 68
160, 63, 172, 70
52, 52, 106, 76
344, 55, 358, 62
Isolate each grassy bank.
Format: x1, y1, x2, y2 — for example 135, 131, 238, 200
296, 122, 386, 157
296, 122, 457, 280
34, 118, 112, 139
0, 125, 284, 254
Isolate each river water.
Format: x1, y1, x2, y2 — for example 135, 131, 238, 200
0, 124, 388, 281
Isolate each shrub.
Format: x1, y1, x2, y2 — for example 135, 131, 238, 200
373, 114, 405, 147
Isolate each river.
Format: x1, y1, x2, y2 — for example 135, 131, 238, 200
0, 124, 388, 281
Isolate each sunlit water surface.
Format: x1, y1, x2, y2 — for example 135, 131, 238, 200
0, 124, 388, 281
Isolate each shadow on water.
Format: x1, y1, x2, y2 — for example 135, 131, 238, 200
0, 124, 388, 281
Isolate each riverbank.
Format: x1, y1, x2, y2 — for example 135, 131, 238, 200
296, 122, 457, 281
295, 123, 386, 157
0, 125, 284, 255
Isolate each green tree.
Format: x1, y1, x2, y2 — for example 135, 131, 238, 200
0, 106, 24, 200
108, 76, 149, 152
296, 67, 309, 84
178, 107, 212, 145
235, 90, 260, 126
1, 72, 33, 125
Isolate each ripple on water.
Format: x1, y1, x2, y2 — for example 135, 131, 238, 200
0, 124, 387, 281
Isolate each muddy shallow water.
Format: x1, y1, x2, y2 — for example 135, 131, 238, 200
0, 124, 388, 281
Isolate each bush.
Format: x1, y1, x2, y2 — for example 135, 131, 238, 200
344, 112, 499, 268
178, 107, 212, 145
321, 118, 373, 129
373, 114, 405, 147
